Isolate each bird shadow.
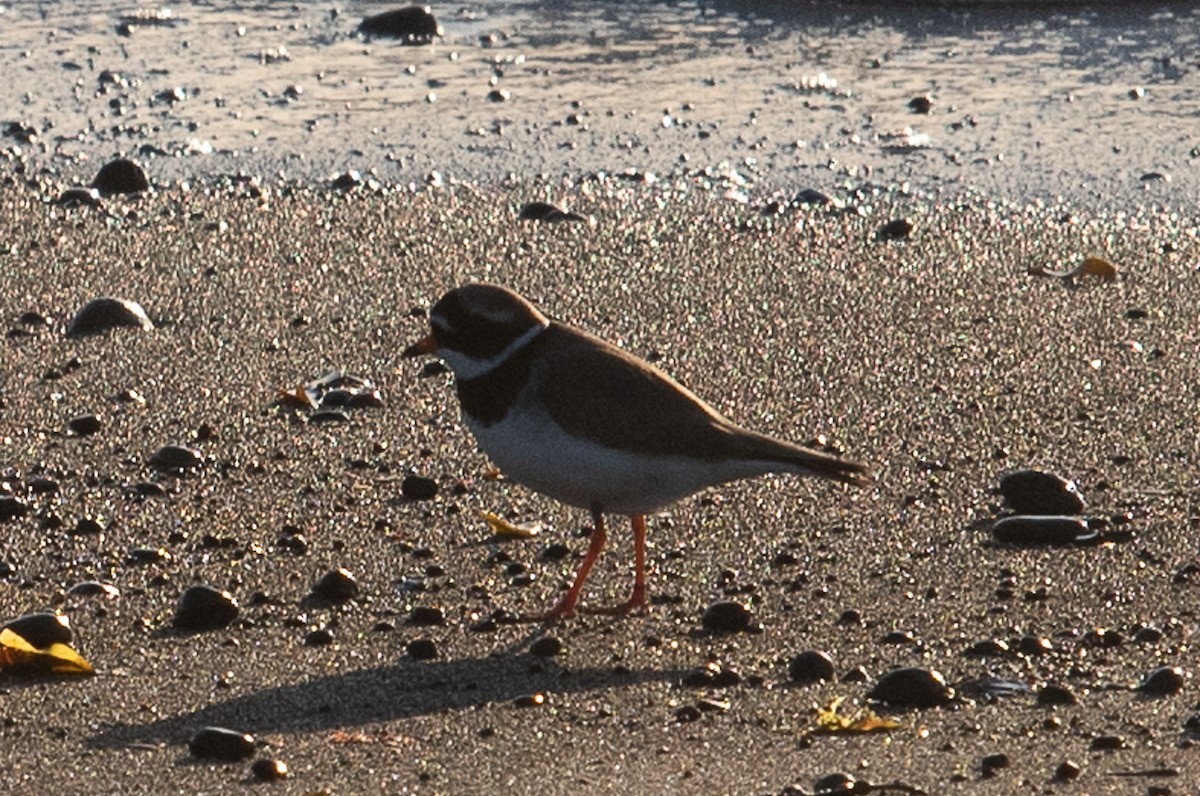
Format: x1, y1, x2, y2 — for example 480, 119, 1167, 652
86, 631, 684, 750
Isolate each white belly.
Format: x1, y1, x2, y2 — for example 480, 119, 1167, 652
466, 410, 774, 515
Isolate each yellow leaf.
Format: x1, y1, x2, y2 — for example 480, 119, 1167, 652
812, 697, 900, 734
479, 510, 540, 539
1080, 256, 1118, 281
0, 628, 95, 675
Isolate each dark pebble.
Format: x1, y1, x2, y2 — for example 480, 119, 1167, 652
997, 469, 1086, 514
401, 474, 439, 501
92, 157, 149, 195
408, 605, 446, 626
812, 773, 857, 792
250, 757, 288, 781
407, 638, 439, 660
69, 516, 105, 536
66, 297, 154, 337
787, 650, 835, 684
540, 542, 570, 561
836, 608, 863, 625
981, 753, 1010, 772
56, 187, 102, 207
1036, 684, 1078, 706
359, 6, 441, 43
2, 612, 72, 647
68, 414, 103, 436
518, 201, 584, 222
1090, 734, 1126, 751
148, 444, 203, 472
310, 567, 359, 602
529, 635, 563, 657
1081, 627, 1124, 648
188, 726, 255, 761
701, 600, 754, 633
1133, 626, 1164, 644
1014, 635, 1053, 656
868, 667, 952, 708
174, 585, 239, 630
514, 693, 546, 708
0, 495, 31, 520
908, 95, 933, 114
876, 218, 914, 241
964, 639, 1010, 658
303, 628, 334, 646
880, 629, 917, 645
1054, 760, 1081, 780
793, 188, 832, 206
66, 581, 119, 599
1139, 665, 1185, 696
991, 515, 1094, 546
674, 704, 702, 723
307, 409, 350, 424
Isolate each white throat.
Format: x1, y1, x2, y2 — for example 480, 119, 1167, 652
440, 321, 547, 381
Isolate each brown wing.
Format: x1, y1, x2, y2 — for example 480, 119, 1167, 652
531, 323, 870, 485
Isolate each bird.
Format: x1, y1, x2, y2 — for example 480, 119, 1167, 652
403, 283, 870, 621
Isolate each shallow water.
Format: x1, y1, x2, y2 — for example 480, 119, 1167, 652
2, 1, 1198, 207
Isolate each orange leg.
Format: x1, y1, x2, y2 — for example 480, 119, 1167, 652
580, 514, 649, 616
518, 506, 608, 623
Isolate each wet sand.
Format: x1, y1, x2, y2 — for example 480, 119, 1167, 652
3, 2, 1200, 795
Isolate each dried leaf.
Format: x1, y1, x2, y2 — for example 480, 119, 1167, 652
1080, 256, 1118, 281
479, 510, 540, 539
812, 697, 900, 734
0, 628, 95, 675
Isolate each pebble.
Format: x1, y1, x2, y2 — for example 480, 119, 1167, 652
148, 444, 203, 472
529, 635, 563, 657
1090, 734, 1126, 751
65, 297, 154, 337
963, 639, 1010, 658
868, 667, 952, 708
812, 772, 857, 792
174, 585, 239, 630
310, 567, 359, 602
991, 515, 1094, 546
359, 6, 442, 43
787, 650, 835, 684
408, 605, 446, 626
1036, 684, 1078, 706
407, 638, 439, 660
513, 693, 546, 708
997, 469, 1085, 514
908, 95, 933, 114
876, 218, 914, 241
303, 627, 334, 646
68, 414, 103, 436
981, 753, 1010, 776
518, 201, 584, 222
55, 187, 102, 207
0, 495, 31, 520
66, 581, 120, 600
700, 600, 755, 633
188, 726, 255, 761
69, 516, 105, 536
250, 757, 288, 781
1054, 760, 1081, 780
91, 157, 149, 195
2, 612, 72, 647
1139, 665, 1185, 696
401, 475, 439, 501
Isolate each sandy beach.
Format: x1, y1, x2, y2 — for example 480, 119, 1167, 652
3, 2, 1200, 795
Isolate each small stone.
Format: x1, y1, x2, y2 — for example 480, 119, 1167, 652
812, 773, 857, 792
408, 605, 446, 626
991, 515, 1093, 545
310, 568, 359, 602
359, 6, 442, 43
787, 650, 835, 684
174, 585, 239, 630
908, 95, 933, 114
981, 753, 1010, 772
674, 704, 702, 723
1014, 635, 1053, 656
0, 495, 30, 520
68, 415, 103, 436
2, 612, 72, 647
876, 218, 914, 241
963, 639, 1010, 658
66, 297, 153, 337
250, 757, 288, 781
529, 635, 563, 657
518, 201, 584, 222
700, 600, 754, 633
997, 469, 1086, 514
1090, 734, 1126, 751
1037, 684, 1078, 706
1139, 665, 1185, 696
303, 627, 334, 646
148, 445, 203, 472
68, 516, 105, 536
188, 726, 255, 761
868, 667, 952, 708
56, 187, 102, 207
67, 581, 120, 600
514, 692, 546, 708
407, 638, 439, 660
401, 474, 439, 501
92, 158, 149, 194
1054, 760, 1081, 780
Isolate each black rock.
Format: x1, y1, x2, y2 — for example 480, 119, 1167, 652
876, 218, 914, 241
518, 201, 584, 222
0, 495, 30, 520
997, 469, 1085, 514
92, 158, 149, 195
174, 585, 239, 630
188, 726, 255, 761
868, 667, 952, 708
56, 187, 102, 207
1139, 665, 1185, 696
408, 605, 446, 626
787, 650, 835, 684
359, 6, 442, 44
310, 567, 359, 602
991, 515, 1094, 546
148, 445, 203, 473
407, 638, 439, 660
529, 635, 563, 657
700, 600, 754, 633
303, 627, 334, 646
250, 758, 289, 781
2, 612, 72, 647
66, 581, 120, 600
68, 414, 103, 436
908, 95, 933, 114
1036, 684, 1077, 706
401, 474, 439, 501
66, 297, 154, 337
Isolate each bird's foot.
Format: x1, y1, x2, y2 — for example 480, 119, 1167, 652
511, 597, 578, 624
578, 590, 648, 617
